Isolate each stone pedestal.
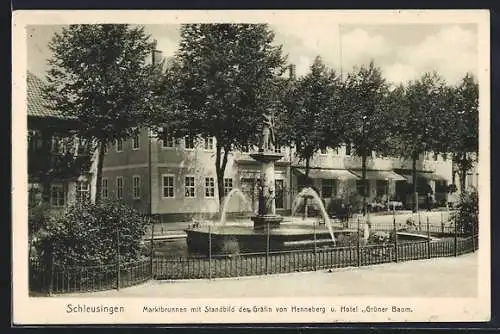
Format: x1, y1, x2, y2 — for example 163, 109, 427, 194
249, 151, 284, 230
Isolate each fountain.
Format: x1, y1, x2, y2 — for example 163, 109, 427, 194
184, 114, 353, 255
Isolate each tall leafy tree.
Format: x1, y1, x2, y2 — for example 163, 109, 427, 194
45, 24, 163, 202
158, 24, 287, 209
446, 73, 479, 192
343, 61, 393, 215
392, 72, 449, 212
280, 56, 343, 183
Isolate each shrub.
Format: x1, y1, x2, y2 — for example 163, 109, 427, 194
336, 232, 359, 247
368, 231, 391, 245
453, 190, 479, 235
220, 237, 240, 256
38, 200, 150, 267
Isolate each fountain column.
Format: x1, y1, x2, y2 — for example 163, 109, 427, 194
250, 114, 284, 230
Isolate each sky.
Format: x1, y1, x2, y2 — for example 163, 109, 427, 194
27, 23, 478, 86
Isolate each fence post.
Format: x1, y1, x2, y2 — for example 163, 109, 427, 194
48, 253, 55, 296
116, 228, 121, 291
208, 225, 212, 280
357, 217, 361, 267
393, 215, 398, 263
471, 221, 476, 252
454, 217, 458, 257
441, 212, 445, 235
313, 220, 317, 271
427, 216, 431, 259
418, 211, 421, 232
266, 222, 270, 275
150, 216, 155, 279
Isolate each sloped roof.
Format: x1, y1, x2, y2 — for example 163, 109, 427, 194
27, 71, 66, 119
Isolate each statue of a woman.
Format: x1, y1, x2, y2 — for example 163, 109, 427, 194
260, 114, 276, 152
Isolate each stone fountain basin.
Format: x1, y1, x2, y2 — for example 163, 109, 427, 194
184, 223, 356, 255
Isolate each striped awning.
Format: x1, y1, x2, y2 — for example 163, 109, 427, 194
296, 168, 359, 180
349, 169, 407, 181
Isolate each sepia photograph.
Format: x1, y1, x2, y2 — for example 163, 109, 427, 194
12, 10, 490, 324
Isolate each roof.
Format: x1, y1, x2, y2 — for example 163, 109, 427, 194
27, 71, 66, 119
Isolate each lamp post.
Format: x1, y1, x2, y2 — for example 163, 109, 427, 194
386, 177, 389, 212
361, 115, 368, 217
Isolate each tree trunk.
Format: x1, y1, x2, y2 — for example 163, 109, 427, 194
94, 140, 105, 203
362, 153, 367, 216
459, 152, 467, 193
303, 157, 311, 220
412, 152, 418, 213
40, 130, 52, 204
215, 143, 229, 215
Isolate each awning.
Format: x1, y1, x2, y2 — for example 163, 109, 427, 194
413, 172, 448, 181
296, 168, 359, 180
349, 169, 407, 181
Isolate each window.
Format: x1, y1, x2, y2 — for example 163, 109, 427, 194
356, 180, 370, 196
76, 181, 90, 204
376, 180, 388, 197
205, 177, 215, 198
433, 152, 438, 161
51, 135, 66, 154
185, 176, 195, 198
224, 178, 233, 196
132, 176, 141, 199
116, 176, 124, 199
320, 147, 327, 155
162, 175, 175, 198
132, 132, 140, 150
333, 147, 339, 155
28, 130, 42, 153
77, 137, 89, 155
161, 129, 175, 148
274, 146, 282, 153
185, 136, 195, 149
321, 179, 336, 198
50, 184, 65, 207
162, 136, 175, 148
204, 137, 214, 150
345, 143, 352, 156
467, 173, 474, 188
114, 139, 123, 152
443, 153, 447, 161
102, 178, 109, 199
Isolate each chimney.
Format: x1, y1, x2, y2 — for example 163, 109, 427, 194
152, 49, 163, 66
288, 64, 296, 80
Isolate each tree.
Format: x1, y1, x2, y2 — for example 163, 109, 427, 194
44, 24, 164, 202
343, 61, 394, 215
446, 73, 479, 192
157, 24, 287, 209
392, 72, 450, 212
280, 56, 343, 185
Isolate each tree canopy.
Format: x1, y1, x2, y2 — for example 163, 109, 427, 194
44, 24, 164, 201
157, 23, 287, 207
280, 56, 344, 177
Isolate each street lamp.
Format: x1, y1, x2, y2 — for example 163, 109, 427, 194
361, 115, 368, 217
385, 177, 389, 212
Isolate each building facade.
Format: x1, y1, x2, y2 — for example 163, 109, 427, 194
101, 129, 454, 222
28, 70, 456, 221
27, 71, 94, 212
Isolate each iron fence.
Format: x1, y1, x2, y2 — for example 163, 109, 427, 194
154, 234, 478, 280
30, 257, 152, 295
30, 233, 479, 294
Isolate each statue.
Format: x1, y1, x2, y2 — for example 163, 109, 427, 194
260, 113, 276, 152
